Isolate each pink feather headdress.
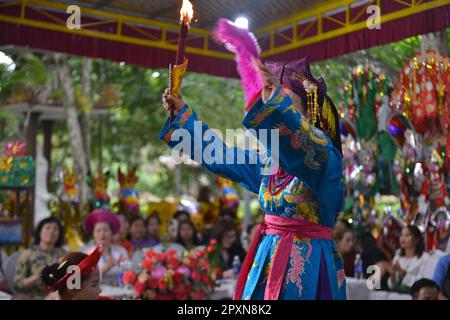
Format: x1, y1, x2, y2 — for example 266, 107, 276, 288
213, 19, 262, 111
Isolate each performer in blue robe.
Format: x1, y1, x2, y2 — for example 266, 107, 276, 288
160, 57, 346, 300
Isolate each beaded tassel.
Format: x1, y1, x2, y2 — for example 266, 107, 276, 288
322, 98, 336, 140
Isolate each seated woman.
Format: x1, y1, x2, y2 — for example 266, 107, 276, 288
388, 225, 430, 292
211, 218, 246, 279
201, 208, 235, 245
112, 212, 129, 247
81, 209, 129, 287
123, 216, 153, 254
176, 220, 200, 251
13, 217, 66, 299
360, 232, 390, 290
196, 186, 215, 241
334, 226, 356, 277
41, 247, 103, 300
146, 212, 162, 247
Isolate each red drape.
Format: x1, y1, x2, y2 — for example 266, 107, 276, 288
0, 4, 448, 77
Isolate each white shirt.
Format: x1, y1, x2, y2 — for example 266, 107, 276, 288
81, 242, 130, 287
388, 251, 431, 288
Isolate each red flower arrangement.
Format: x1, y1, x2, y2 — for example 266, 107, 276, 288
123, 240, 219, 300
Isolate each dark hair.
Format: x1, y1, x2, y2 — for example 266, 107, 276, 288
128, 215, 146, 227
174, 210, 190, 221
410, 278, 439, 298
325, 95, 342, 154
334, 226, 354, 242
41, 252, 90, 295
400, 225, 425, 258
176, 220, 199, 247
147, 211, 161, 225
33, 217, 64, 248
219, 208, 236, 220
211, 218, 238, 244
335, 218, 353, 229
360, 232, 378, 251
246, 223, 257, 235
127, 215, 146, 241
117, 211, 128, 218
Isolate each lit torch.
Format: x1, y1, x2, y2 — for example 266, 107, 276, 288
169, 0, 194, 120
176, 0, 193, 66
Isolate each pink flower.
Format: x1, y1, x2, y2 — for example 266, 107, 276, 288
152, 266, 167, 279
175, 266, 191, 277
4, 141, 26, 157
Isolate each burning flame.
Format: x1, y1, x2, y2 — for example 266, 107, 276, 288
180, 0, 194, 25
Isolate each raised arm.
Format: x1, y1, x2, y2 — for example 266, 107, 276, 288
159, 89, 263, 194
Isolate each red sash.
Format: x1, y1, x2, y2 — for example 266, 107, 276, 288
233, 214, 333, 300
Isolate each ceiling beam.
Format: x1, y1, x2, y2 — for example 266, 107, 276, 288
148, 0, 179, 19
95, 0, 116, 9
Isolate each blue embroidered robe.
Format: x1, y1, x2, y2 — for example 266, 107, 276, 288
160, 87, 347, 300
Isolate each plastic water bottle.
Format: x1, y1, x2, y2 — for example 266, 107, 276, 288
117, 260, 131, 287
117, 261, 124, 287
354, 253, 363, 280
232, 255, 241, 279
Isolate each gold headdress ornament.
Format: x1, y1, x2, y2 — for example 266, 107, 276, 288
291, 73, 337, 141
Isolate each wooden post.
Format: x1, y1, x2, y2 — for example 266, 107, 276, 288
98, 115, 104, 170
0, 118, 5, 140
25, 112, 39, 246
42, 120, 54, 190
25, 112, 40, 158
